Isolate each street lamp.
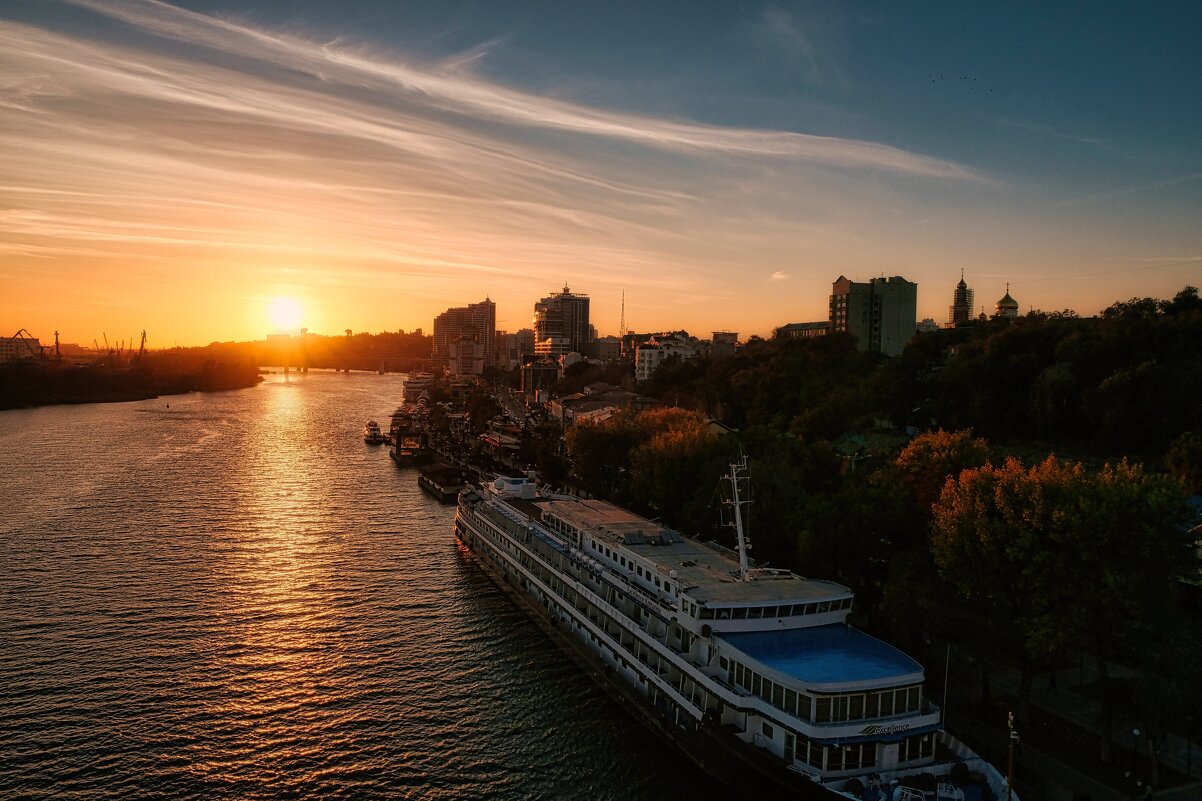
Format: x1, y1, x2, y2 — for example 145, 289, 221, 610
1006, 712, 1019, 801
1131, 728, 1142, 797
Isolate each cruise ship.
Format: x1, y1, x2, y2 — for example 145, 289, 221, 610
454, 461, 1016, 801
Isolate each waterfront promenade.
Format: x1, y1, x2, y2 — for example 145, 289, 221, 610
953, 661, 1201, 801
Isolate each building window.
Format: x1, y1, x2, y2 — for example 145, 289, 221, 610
762, 722, 774, 738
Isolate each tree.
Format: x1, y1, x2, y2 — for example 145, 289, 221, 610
1160, 285, 1202, 316
1165, 430, 1202, 494
627, 408, 726, 532
931, 456, 1077, 719
932, 456, 1193, 762
895, 429, 990, 508
563, 408, 646, 499
1029, 460, 1193, 765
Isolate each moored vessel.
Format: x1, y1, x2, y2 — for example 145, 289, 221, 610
418, 462, 475, 503
454, 462, 1016, 801
363, 420, 385, 445
401, 371, 435, 403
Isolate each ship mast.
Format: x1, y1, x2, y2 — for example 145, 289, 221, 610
724, 457, 752, 581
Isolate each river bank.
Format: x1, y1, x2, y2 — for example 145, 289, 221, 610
0, 360, 262, 410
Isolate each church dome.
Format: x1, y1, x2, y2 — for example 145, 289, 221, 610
995, 284, 1019, 320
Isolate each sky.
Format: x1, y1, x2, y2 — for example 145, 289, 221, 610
2, 0, 1200, 346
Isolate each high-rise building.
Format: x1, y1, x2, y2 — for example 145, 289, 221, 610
534, 285, 590, 356
448, 336, 485, 376
495, 328, 536, 370
432, 298, 495, 367
947, 272, 974, 328
829, 275, 917, 357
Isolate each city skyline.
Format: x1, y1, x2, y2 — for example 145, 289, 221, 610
2, 1, 1200, 346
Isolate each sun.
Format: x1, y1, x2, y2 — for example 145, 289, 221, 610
266, 296, 303, 331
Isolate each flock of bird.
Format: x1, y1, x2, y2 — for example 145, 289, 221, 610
930, 73, 993, 92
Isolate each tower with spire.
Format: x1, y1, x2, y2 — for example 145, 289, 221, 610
947, 269, 975, 328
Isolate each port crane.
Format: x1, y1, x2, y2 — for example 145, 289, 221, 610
5, 329, 46, 362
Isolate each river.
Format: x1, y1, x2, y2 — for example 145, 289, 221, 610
0, 372, 727, 800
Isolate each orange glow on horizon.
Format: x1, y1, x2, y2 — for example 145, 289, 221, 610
267, 297, 304, 333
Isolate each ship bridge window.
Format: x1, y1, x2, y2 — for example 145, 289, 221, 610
762, 605, 778, 618
747, 607, 762, 619
716, 608, 730, 620
700, 607, 714, 620
817, 601, 831, 613
732, 608, 747, 620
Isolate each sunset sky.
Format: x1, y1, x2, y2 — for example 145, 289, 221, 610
2, 1, 1200, 346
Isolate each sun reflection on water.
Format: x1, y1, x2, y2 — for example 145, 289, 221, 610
181, 374, 353, 787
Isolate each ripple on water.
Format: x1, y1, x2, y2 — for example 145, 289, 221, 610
0, 373, 728, 801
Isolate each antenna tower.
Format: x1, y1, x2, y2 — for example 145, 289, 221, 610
620, 291, 626, 338
721, 456, 753, 581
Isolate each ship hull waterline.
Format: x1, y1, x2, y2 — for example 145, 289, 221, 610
455, 523, 845, 801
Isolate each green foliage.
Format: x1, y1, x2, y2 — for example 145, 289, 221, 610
931, 455, 1193, 715
607, 286, 1198, 463
0, 347, 261, 408
895, 429, 990, 508
1165, 430, 1202, 494
553, 360, 633, 396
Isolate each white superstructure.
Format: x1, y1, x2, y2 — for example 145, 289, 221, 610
454, 469, 1015, 800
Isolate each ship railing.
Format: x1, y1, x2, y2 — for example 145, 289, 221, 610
708, 672, 748, 698
786, 762, 821, 781
567, 551, 672, 616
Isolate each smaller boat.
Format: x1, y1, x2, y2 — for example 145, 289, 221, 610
418, 462, 475, 503
363, 420, 385, 445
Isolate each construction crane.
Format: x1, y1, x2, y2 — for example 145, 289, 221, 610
5, 329, 45, 362
137, 330, 147, 361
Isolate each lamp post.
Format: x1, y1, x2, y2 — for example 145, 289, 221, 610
1132, 728, 1142, 797
1006, 711, 1019, 801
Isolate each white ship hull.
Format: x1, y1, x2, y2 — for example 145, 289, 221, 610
454, 478, 1016, 801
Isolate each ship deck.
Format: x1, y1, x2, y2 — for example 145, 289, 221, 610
718, 624, 923, 689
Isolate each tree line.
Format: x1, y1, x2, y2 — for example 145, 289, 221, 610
558, 286, 1201, 780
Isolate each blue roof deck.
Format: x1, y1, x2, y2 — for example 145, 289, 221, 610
719, 624, 923, 689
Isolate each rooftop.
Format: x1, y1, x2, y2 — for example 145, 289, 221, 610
719, 624, 923, 689
533, 498, 850, 605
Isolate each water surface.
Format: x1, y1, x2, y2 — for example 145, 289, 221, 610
0, 372, 725, 800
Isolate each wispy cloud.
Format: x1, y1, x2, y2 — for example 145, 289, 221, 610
58, 0, 977, 178
757, 5, 822, 81
0, 0, 987, 342
998, 117, 1105, 148
770, 270, 790, 281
